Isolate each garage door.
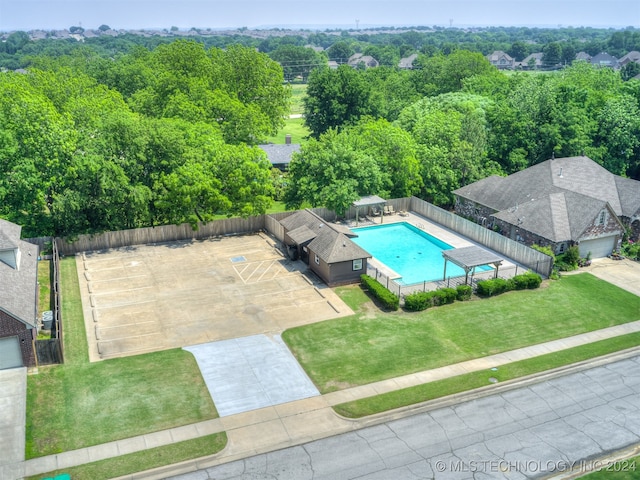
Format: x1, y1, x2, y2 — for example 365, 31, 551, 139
0, 337, 23, 370
579, 236, 616, 259
0, 337, 22, 370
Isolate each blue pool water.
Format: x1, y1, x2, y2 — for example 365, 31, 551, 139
351, 222, 490, 285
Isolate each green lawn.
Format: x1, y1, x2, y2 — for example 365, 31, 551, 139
26, 257, 221, 459
264, 116, 310, 144
27, 433, 227, 480
289, 83, 307, 115
334, 331, 640, 417
580, 456, 639, 479
283, 274, 640, 394
37, 259, 52, 317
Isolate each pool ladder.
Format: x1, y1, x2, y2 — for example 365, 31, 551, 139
415, 223, 425, 229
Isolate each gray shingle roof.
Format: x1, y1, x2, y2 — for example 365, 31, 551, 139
308, 228, 371, 264
287, 225, 317, 245
280, 210, 371, 264
0, 220, 21, 250
454, 156, 639, 244
0, 220, 38, 328
492, 191, 607, 242
454, 156, 639, 218
258, 144, 301, 166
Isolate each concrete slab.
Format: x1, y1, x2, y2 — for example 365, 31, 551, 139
77, 233, 353, 362
0, 367, 26, 480
185, 334, 320, 417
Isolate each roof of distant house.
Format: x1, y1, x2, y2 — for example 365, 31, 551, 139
258, 143, 301, 166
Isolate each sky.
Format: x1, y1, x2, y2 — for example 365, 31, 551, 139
0, 0, 639, 32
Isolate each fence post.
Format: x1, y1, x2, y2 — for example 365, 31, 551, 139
423, 281, 426, 292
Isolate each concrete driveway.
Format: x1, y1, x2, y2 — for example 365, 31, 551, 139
184, 334, 320, 417
582, 258, 640, 297
0, 367, 26, 480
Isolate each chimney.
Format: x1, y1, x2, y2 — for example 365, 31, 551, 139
285, 134, 292, 145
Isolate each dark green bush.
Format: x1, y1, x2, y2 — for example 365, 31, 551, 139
404, 291, 433, 311
456, 284, 472, 301
360, 274, 399, 311
433, 287, 457, 306
477, 273, 542, 297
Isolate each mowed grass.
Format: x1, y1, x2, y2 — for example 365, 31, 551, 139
264, 116, 310, 144
580, 455, 639, 479
335, 331, 640, 417
283, 274, 640, 393
289, 83, 307, 114
26, 433, 227, 480
26, 257, 220, 458
37, 259, 52, 317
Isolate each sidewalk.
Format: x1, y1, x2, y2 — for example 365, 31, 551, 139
21, 319, 640, 480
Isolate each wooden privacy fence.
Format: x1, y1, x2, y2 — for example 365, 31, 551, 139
409, 197, 554, 277
56, 216, 266, 255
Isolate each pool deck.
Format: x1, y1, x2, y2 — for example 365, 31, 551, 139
340, 211, 521, 285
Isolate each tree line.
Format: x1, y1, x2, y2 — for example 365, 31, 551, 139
0, 41, 289, 237
286, 55, 640, 215
1, 35, 639, 237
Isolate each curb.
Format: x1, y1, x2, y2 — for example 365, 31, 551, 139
110, 346, 640, 480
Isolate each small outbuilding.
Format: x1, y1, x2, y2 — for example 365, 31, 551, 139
279, 209, 371, 286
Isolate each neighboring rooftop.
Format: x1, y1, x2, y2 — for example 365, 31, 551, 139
0, 219, 38, 328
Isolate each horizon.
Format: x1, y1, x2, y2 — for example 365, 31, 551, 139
1, 0, 638, 32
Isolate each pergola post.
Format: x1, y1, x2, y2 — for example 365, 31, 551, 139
443, 257, 448, 281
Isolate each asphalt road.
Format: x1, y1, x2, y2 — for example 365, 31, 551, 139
167, 355, 640, 480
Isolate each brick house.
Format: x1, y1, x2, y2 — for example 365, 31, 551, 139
453, 156, 640, 258
0, 219, 38, 369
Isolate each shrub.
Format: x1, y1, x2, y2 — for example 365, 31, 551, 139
478, 273, 541, 297
404, 291, 433, 311
360, 275, 399, 311
456, 284, 472, 301
433, 287, 457, 306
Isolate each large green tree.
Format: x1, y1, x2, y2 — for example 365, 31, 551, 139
304, 65, 378, 137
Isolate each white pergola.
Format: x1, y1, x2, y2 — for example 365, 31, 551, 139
352, 195, 387, 226
442, 246, 504, 285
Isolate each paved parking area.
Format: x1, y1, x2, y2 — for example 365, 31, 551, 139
77, 233, 351, 361
184, 334, 320, 417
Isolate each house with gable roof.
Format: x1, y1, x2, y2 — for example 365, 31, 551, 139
279, 209, 371, 286
487, 51, 515, 70
453, 156, 640, 258
0, 219, 39, 369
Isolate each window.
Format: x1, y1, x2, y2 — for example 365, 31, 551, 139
314, 254, 319, 265
352, 259, 363, 271
599, 211, 606, 225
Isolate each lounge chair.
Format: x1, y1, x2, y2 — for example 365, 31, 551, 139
370, 207, 381, 216
384, 205, 395, 215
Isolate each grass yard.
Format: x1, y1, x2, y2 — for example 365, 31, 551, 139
26, 433, 227, 480
283, 273, 640, 394
37, 259, 52, 317
26, 257, 220, 459
580, 456, 639, 479
334, 331, 640, 417
289, 83, 307, 114
264, 116, 310, 144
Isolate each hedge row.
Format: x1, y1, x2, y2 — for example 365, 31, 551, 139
360, 274, 399, 311
476, 272, 542, 297
404, 284, 472, 311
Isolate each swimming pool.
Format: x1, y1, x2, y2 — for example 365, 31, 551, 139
351, 222, 490, 284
